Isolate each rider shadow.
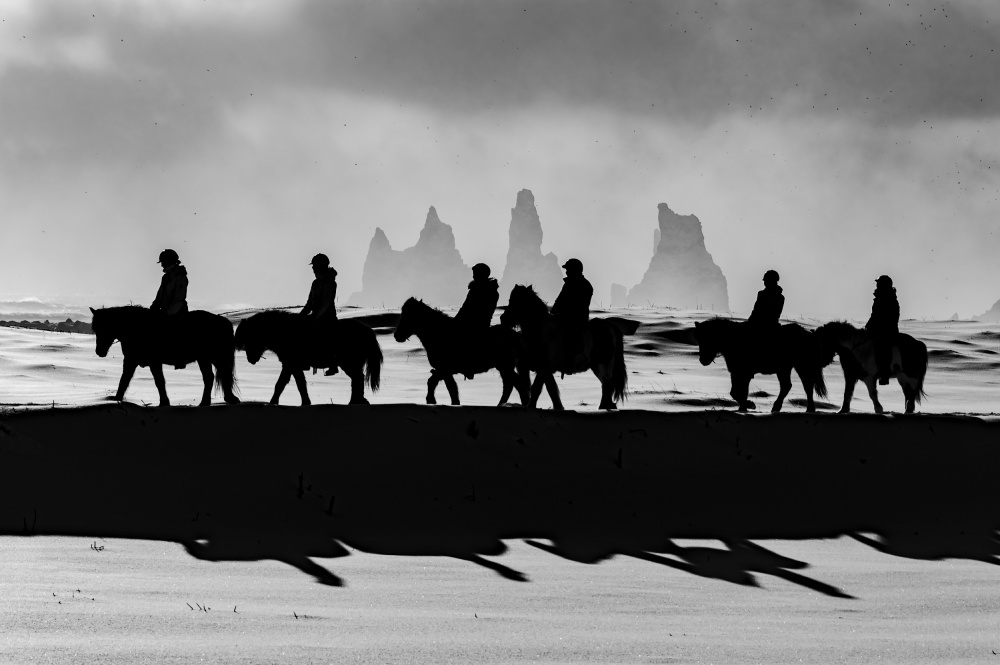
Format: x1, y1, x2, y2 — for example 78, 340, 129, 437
525, 538, 855, 599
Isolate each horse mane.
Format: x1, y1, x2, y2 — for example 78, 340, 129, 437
510, 284, 550, 315
401, 297, 453, 324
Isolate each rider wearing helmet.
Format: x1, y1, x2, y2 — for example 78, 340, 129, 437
865, 275, 900, 385
151, 249, 189, 316
747, 269, 784, 330
301, 253, 339, 375
552, 258, 593, 362
455, 263, 499, 331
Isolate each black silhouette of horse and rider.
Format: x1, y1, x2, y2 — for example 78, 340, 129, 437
89, 248, 926, 414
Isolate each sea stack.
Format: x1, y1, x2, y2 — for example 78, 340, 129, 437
626, 203, 729, 310
498, 189, 563, 303
348, 207, 469, 307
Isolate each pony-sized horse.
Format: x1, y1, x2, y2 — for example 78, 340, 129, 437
90, 305, 240, 407
814, 321, 927, 414
234, 310, 382, 405
499, 285, 626, 410
393, 298, 529, 406
693, 318, 827, 413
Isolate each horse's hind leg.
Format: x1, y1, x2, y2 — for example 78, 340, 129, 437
544, 375, 564, 411
149, 363, 170, 407
348, 367, 369, 405
426, 372, 441, 405
597, 368, 616, 411
197, 359, 214, 407
114, 360, 138, 402
900, 377, 916, 414
443, 374, 460, 406
839, 378, 857, 414
292, 369, 311, 407
497, 367, 515, 406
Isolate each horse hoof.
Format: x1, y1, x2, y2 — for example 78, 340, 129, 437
225, 396, 241, 405
350, 398, 370, 405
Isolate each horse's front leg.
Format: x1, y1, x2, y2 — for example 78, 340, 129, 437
863, 377, 883, 414
197, 359, 214, 407
730, 374, 751, 412
270, 366, 293, 405
443, 374, 460, 406
292, 369, 311, 407
114, 360, 138, 401
149, 364, 170, 407
528, 372, 546, 408
426, 371, 441, 405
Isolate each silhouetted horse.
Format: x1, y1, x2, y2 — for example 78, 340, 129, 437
693, 318, 827, 412
393, 298, 529, 406
235, 311, 382, 405
500, 285, 626, 410
815, 321, 927, 414
90, 305, 240, 407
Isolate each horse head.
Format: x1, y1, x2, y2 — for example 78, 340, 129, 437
90, 307, 117, 357
234, 315, 267, 364
693, 319, 724, 366
394, 298, 422, 343
501, 285, 546, 328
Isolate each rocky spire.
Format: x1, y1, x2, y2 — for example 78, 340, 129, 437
498, 189, 563, 303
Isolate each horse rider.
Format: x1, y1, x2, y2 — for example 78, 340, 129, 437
865, 275, 899, 385
551, 258, 593, 360
151, 249, 189, 316
746, 269, 784, 364
455, 263, 499, 331
300, 253, 339, 375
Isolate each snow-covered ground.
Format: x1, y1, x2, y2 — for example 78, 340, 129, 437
2, 307, 1000, 663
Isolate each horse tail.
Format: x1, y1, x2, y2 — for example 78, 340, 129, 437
914, 338, 929, 402
611, 326, 628, 403
813, 363, 828, 399
364, 328, 383, 392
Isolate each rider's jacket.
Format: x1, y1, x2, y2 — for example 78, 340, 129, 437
455, 277, 499, 330
552, 274, 594, 330
302, 268, 338, 322
865, 286, 899, 337
151, 264, 189, 315
748, 285, 783, 329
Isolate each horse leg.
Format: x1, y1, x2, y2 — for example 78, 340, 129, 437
149, 364, 170, 407
731, 375, 750, 412
528, 372, 546, 408
497, 367, 515, 406
839, 378, 856, 414
443, 374, 460, 406
426, 372, 441, 405
270, 366, 292, 405
544, 375, 564, 411
292, 369, 311, 407
773, 370, 793, 413
900, 377, 916, 414
196, 359, 214, 407
348, 367, 369, 405
114, 360, 138, 401
597, 366, 616, 410
863, 377, 883, 414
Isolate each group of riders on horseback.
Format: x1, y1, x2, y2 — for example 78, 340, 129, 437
92, 246, 915, 413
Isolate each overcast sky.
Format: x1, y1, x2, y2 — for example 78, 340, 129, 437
2, 0, 998, 319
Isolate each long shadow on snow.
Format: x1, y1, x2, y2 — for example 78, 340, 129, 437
2, 403, 1000, 594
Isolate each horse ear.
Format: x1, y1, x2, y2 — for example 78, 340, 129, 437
90, 307, 96, 315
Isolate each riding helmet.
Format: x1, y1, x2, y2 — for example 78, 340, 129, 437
310, 253, 331, 268
157, 249, 179, 265
472, 263, 491, 278
763, 269, 780, 284
562, 258, 583, 274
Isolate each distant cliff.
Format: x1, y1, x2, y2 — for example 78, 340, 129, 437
498, 190, 563, 304
0, 318, 93, 334
626, 203, 729, 311
977, 299, 1000, 322
348, 207, 469, 308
